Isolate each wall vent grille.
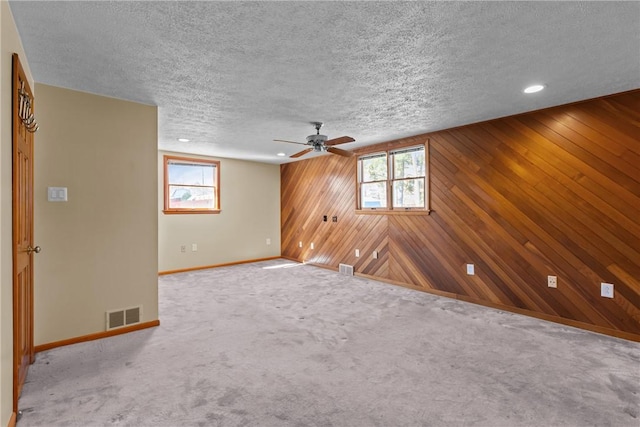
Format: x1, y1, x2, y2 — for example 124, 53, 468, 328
338, 263, 354, 276
106, 306, 142, 330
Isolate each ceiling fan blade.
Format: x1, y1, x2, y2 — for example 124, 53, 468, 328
273, 139, 308, 146
290, 148, 314, 158
325, 136, 355, 146
327, 146, 354, 157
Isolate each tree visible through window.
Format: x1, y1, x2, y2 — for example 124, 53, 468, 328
391, 146, 425, 208
357, 144, 428, 212
360, 153, 388, 208
163, 155, 220, 214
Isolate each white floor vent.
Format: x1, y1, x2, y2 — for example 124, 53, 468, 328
106, 306, 142, 330
339, 263, 354, 276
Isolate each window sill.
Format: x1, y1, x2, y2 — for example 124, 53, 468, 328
162, 209, 221, 215
355, 209, 431, 216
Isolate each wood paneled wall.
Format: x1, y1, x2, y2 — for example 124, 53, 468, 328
281, 90, 640, 341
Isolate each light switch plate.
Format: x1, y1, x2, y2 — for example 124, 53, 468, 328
47, 187, 68, 202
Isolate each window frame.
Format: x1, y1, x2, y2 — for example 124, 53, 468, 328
355, 140, 430, 215
357, 151, 389, 209
163, 155, 221, 215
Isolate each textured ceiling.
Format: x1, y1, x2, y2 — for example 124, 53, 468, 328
9, 1, 640, 164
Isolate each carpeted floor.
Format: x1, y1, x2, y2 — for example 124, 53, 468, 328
18, 259, 640, 426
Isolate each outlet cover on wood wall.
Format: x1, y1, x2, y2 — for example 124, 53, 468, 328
601, 283, 614, 298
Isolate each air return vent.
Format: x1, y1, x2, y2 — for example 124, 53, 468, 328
106, 306, 142, 330
338, 263, 354, 276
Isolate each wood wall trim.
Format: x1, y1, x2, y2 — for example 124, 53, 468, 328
355, 209, 431, 216
355, 272, 640, 343
34, 320, 160, 353
7, 412, 17, 427
294, 258, 640, 342
158, 256, 281, 276
281, 89, 640, 341
162, 209, 221, 215
354, 134, 430, 156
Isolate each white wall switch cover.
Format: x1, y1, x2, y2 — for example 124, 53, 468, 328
601, 283, 614, 298
191, 243, 198, 252
47, 187, 68, 202
466, 264, 475, 275
266, 238, 271, 245
372, 250, 378, 259
355, 249, 360, 257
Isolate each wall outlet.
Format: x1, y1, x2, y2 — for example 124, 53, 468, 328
372, 250, 378, 259
298, 241, 303, 248
547, 275, 557, 288
601, 283, 614, 298
180, 245, 186, 253
310, 242, 314, 250
332, 216, 338, 222
191, 243, 198, 252
466, 264, 475, 275
266, 238, 271, 245
355, 249, 360, 257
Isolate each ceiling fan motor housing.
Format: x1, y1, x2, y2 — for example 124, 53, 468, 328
276, 122, 353, 158
306, 134, 328, 144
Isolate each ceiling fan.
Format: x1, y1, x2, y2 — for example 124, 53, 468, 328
274, 122, 355, 158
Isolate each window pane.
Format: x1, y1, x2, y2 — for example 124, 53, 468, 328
393, 148, 425, 179
168, 185, 216, 209
361, 182, 387, 208
392, 178, 424, 208
168, 163, 215, 186
361, 154, 387, 182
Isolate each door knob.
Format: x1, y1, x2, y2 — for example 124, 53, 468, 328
26, 245, 41, 254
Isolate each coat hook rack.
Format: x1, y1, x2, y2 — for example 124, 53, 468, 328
18, 81, 39, 133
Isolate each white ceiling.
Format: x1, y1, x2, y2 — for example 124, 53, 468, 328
9, 1, 640, 164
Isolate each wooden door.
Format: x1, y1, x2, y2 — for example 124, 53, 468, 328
12, 53, 37, 413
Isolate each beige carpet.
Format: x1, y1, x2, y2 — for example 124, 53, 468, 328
18, 259, 640, 426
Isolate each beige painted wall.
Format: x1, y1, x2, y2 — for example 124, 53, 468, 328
158, 151, 280, 272
33, 84, 158, 346
0, 1, 33, 424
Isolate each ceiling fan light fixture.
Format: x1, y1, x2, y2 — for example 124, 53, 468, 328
523, 84, 545, 94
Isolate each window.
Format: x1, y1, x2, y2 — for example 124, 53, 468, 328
357, 143, 429, 213
359, 152, 388, 208
163, 155, 220, 214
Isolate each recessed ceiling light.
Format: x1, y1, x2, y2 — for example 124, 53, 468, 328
523, 84, 545, 94
177, 138, 190, 142
277, 152, 286, 157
